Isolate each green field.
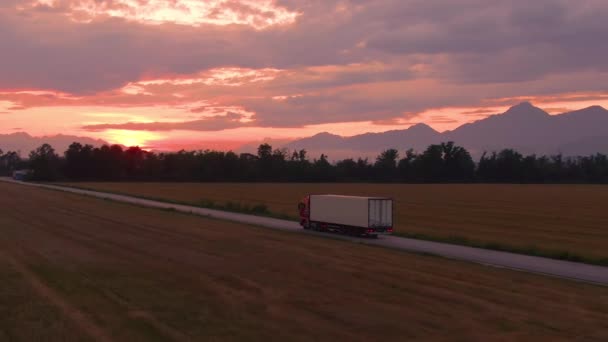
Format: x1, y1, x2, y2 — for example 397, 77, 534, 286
61, 182, 608, 264
2, 182, 608, 341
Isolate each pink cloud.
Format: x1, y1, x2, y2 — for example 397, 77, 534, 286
22, 0, 300, 29
3, 0, 608, 149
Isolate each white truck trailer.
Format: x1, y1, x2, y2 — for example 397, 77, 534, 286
298, 195, 394, 237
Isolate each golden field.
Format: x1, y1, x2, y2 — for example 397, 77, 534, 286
62, 182, 608, 262
1, 182, 607, 341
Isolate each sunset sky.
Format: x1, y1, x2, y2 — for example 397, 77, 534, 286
1, 0, 608, 150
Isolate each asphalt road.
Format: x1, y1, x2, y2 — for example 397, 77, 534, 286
3, 178, 608, 286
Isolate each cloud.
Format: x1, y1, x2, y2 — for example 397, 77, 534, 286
4, 0, 605, 94
2, 0, 608, 134
482, 90, 608, 107
429, 115, 458, 124
23, 0, 300, 29
82, 112, 252, 132
542, 107, 573, 114
371, 118, 416, 126
0, 0, 608, 93
461, 109, 497, 116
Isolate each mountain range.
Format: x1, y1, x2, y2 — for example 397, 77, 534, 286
2, 103, 607, 160
0, 132, 107, 156
283, 102, 608, 160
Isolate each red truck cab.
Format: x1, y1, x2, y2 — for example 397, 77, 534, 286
298, 195, 310, 228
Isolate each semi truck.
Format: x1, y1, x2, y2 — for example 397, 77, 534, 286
298, 195, 394, 237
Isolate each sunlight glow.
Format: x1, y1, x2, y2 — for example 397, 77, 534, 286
121, 84, 153, 96
0, 90, 79, 100
178, 101, 256, 122
26, 0, 299, 29
101, 129, 164, 148
136, 68, 283, 87
120, 67, 282, 95
0, 101, 17, 111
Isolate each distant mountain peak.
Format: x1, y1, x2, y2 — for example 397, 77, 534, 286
512, 101, 534, 108
312, 131, 340, 138
283, 103, 608, 160
582, 105, 608, 112
408, 123, 438, 133
9, 132, 32, 137
560, 105, 608, 121
503, 102, 549, 118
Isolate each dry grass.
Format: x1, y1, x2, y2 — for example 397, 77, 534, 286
0, 257, 90, 342
62, 182, 608, 262
2, 182, 607, 341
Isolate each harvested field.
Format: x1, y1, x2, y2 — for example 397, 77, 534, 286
0, 255, 91, 342
2, 182, 607, 341
62, 182, 608, 263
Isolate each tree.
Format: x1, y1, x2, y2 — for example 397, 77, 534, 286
494, 149, 524, 182
268, 148, 288, 180
124, 146, 146, 180
298, 149, 307, 162
312, 154, 334, 181
441, 142, 475, 182
415, 144, 444, 182
64, 143, 95, 180
291, 150, 299, 161
0, 149, 5, 176
336, 158, 358, 181
375, 149, 399, 169
257, 143, 272, 160
375, 149, 399, 181
286, 149, 311, 181
398, 148, 418, 182
0, 150, 22, 176
29, 144, 61, 181
412, 142, 474, 182
257, 143, 273, 179
64, 142, 83, 179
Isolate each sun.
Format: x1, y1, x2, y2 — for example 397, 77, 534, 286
103, 129, 163, 149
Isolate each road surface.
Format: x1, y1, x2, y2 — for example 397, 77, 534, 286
3, 178, 608, 286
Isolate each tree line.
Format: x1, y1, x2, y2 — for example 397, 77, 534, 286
1, 142, 607, 183
0, 149, 27, 177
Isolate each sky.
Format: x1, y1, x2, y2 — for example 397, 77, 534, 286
1, 0, 608, 150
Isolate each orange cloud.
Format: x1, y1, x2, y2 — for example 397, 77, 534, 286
82, 110, 254, 132
133, 67, 283, 88
24, 0, 300, 29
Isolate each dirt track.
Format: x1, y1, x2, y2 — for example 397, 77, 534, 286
1, 181, 608, 341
